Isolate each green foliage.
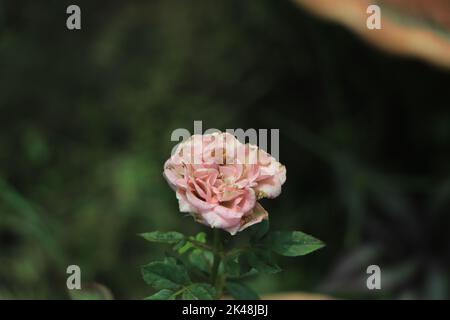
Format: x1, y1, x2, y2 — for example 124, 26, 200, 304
269, 231, 325, 257
140, 231, 185, 244
145, 289, 175, 300
181, 283, 216, 300
225, 282, 260, 300
177, 232, 208, 254
141, 227, 323, 300
141, 257, 216, 300
188, 249, 213, 274
249, 220, 270, 243
240, 250, 281, 274
142, 258, 190, 290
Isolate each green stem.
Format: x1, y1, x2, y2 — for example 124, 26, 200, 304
188, 239, 214, 252
210, 229, 224, 299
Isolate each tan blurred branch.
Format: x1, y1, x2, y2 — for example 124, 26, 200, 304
293, 0, 450, 69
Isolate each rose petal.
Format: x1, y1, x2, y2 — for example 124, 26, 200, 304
237, 202, 269, 233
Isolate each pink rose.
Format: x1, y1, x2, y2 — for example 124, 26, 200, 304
163, 132, 286, 235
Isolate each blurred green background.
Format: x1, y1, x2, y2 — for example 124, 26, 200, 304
1, 0, 449, 299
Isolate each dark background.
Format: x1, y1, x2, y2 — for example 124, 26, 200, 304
0, 0, 449, 299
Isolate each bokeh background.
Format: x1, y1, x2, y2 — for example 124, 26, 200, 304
1, 0, 449, 299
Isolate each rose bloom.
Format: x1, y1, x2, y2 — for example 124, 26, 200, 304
163, 132, 286, 235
